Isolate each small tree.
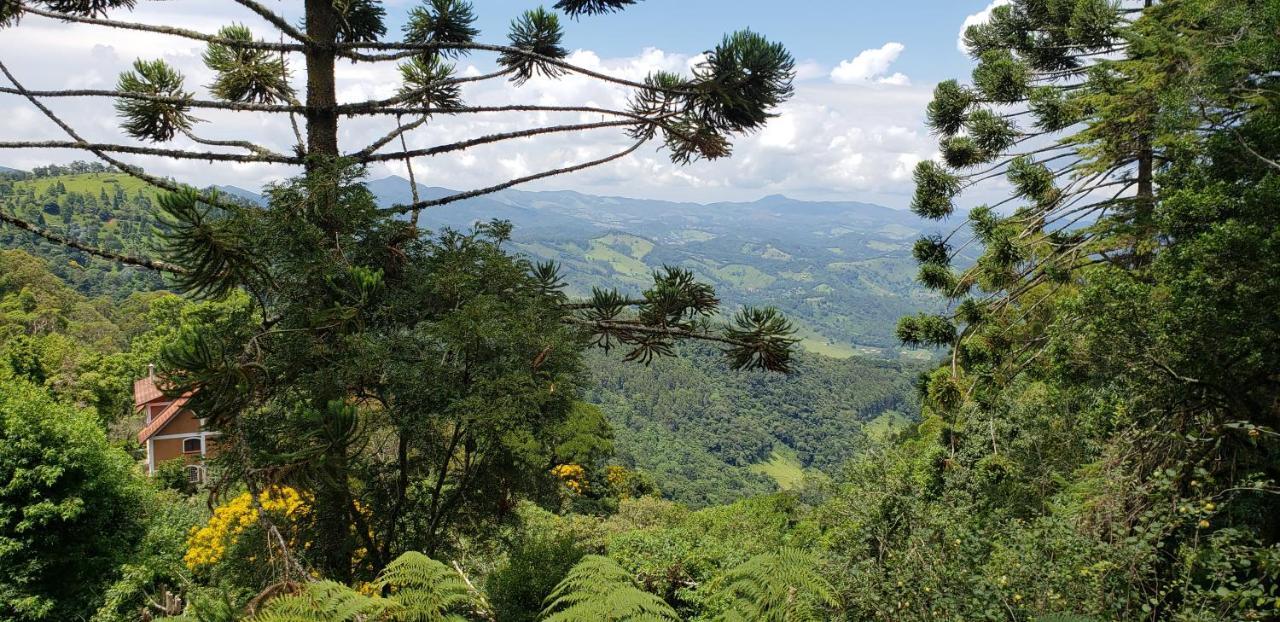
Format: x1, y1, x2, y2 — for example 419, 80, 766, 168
0, 378, 149, 621
0, 0, 799, 582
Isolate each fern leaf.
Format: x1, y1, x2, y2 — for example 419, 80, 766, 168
541, 555, 679, 622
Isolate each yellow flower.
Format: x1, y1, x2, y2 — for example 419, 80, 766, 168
184, 486, 310, 570
1198, 519, 1210, 529
551, 464, 588, 494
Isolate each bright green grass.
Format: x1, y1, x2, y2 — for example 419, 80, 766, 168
670, 229, 716, 243
864, 411, 912, 444
15, 173, 155, 198
865, 240, 902, 252
749, 447, 807, 490
598, 233, 654, 259
712, 264, 775, 289
586, 238, 649, 275
761, 245, 792, 260
798, 335, 858, 359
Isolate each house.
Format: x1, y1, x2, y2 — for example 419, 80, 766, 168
135, 365, 219, 483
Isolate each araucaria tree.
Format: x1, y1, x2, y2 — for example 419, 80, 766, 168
882, 1, 1280, 618
0, 0, 797, 580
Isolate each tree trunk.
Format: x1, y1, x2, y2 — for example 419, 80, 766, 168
304, 0, 339, 161
302, 0, 354, 581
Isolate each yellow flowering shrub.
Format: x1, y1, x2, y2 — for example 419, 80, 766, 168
605, 465, 628, 489
184, 486, 308, 570
551, 463, 588, 494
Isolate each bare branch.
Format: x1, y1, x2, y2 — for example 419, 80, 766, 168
0, 210, 188, 273
564, 317, 749, 348
394, 116, 426, 230
230, 0, 309, 43
388, 139, 647, 213
179, 128, 285, 158
0, 86, 304, 113
336, 69, 513, 114
355, 119, 638, 163
338, 42, 695, 94
19, 5, 301, 51
0, 140, 302, 164
357, 115, 430, 158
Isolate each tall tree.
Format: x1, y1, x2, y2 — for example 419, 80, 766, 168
899, 0, 1153, 378
869, 1, 1280, 618
0, 0, 798, 581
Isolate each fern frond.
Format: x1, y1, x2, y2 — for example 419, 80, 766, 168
374, 551, 479, 621
541, 555, 678, 622
250, 580, 390, 622
707, 548, 837, 622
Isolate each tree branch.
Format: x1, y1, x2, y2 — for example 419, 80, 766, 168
338, 42, 695, 94
564, 317, 749, 348
179, 128, 284, 158
336, 69, 513, 114
0, 210, 188, 273
230, 0, 309, 43
355, 119, 637, 163
0, 58, 244, 210
387, 138, 646, 213
0, 140, 301, 164
19, 5, 300, 51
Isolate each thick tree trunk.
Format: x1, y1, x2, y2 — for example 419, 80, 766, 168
304, 0, 339, 161
302, 0, 355, 581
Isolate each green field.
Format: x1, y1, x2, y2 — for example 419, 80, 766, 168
712, 263, 776, 289
13, 173, 155, 197
863, 410, 912, 443
586, 234, 652, 276
749, 447, 807, 490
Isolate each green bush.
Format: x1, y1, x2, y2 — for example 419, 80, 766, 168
0, 378, 149, 620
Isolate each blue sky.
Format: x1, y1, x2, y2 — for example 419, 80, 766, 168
0, 0, 1008, 207
408, 0, 991, 82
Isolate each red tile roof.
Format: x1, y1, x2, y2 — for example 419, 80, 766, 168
137, 394, 192, 445
133, 376, 165, 408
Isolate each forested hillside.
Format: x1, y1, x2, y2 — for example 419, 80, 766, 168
0, 165, 166, 295
2, 166, 947, 356
584, 346, 918, 505
1, 0, 1277, 620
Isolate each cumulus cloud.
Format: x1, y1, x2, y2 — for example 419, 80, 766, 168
829, 42, 910, 86
958, 0, 1011, 53
0, 5, 938, 207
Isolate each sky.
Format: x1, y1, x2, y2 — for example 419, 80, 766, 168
0, 0, 1009, 209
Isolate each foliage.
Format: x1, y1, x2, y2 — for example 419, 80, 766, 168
93, 491, 209, 622
586, 346, 920, 506
0, 378, 149, 621
541, 555, 680, 622
703, 548, 837, 622
184, 487, 308, 571
243, 551, 481, 622
486, 533, 588, 622
866, 2, 1280, 620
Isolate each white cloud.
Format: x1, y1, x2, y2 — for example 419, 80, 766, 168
794, 60, 828, 81
958, 0, 1011, 53
829, 42, 910, 85
0, 5, 940, 207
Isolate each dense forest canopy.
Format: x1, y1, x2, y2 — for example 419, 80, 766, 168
0, 0, 1278, 620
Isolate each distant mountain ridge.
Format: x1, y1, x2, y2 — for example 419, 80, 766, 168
359, 175, 949, 355
2, 169, 952, 355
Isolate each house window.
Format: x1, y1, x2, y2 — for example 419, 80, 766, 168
185, 464, 204, 484
182, 437, 202, 454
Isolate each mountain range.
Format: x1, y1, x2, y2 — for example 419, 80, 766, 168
215, 175, 949, 355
